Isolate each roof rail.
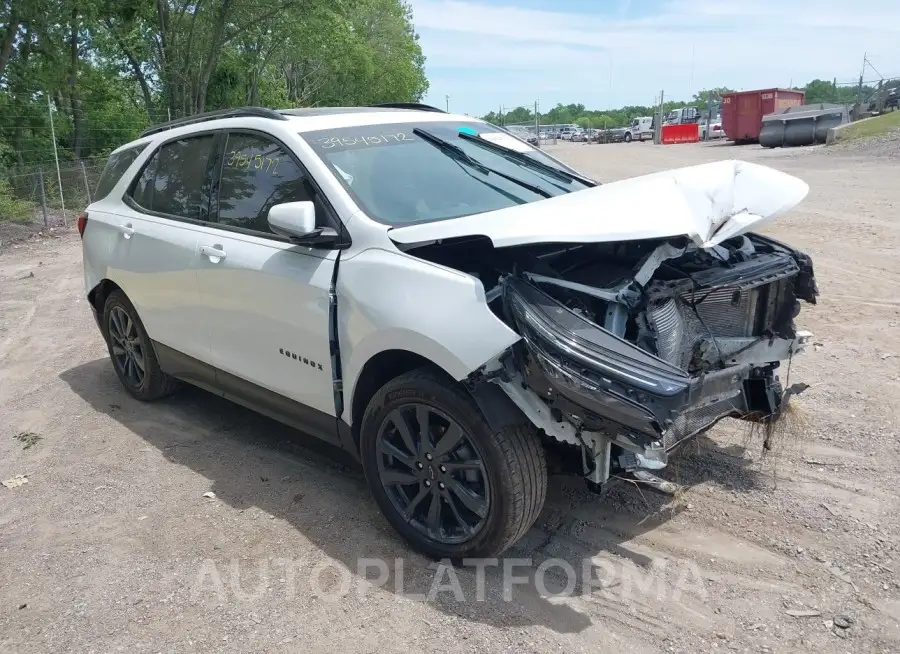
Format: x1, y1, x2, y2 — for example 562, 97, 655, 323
368, 102, 446, 113
139, 107, 287, 138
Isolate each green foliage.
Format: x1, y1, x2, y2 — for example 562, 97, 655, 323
1, 1, 427, 154
801, 79, 869, 105
0, 179, 34, 223
693, 87, 733, 108
0, 0, 427, 218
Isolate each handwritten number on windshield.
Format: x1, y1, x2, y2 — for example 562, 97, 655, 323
317, 133, 414, 149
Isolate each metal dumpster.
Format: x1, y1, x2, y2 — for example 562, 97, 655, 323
722, 88, 805, 142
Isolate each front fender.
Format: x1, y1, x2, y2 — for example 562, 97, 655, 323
337, 247, 520, 424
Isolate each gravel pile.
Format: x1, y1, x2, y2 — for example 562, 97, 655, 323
826, 128, 900, 158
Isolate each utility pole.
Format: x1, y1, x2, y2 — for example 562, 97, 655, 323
608, 58, 612, 112
499, 104, 504, 127
534, 100, 540, 148
445, 95, 450, 112
857, 52, 866, 108
705, 93, 713, 142
654, 90, 665, 144
47, 95, 67, 227
689, 45, 695, 94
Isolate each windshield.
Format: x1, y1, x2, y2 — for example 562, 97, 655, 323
302, 121, 591, 225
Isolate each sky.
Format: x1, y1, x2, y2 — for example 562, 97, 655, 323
408, 0, 900, 117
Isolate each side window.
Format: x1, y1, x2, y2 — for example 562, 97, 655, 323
95, 144, 147, 200
129, 135, 214, 220
217, 133, 312, 234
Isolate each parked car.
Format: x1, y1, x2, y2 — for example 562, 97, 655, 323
598, 127, 627, 143
571, 130, 594, 142
81, 104, 818, 560
504, 126, 539, 146
700, 120, 725, 140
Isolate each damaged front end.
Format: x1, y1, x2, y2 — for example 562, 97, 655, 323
390, 159, 820, 491
493, 233, 818, 489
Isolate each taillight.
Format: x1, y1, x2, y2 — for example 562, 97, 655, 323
77, 213, 88, 238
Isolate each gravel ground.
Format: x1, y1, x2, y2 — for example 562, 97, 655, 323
1, 141, 898, 653
825, 129, 900, 159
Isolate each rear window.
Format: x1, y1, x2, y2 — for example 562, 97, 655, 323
129, 135, 215, 220
94, 144, 147, 200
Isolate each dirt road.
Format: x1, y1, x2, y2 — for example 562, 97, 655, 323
2, 142, 898, 653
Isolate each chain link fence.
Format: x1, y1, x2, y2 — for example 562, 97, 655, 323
1, 157, 105, 231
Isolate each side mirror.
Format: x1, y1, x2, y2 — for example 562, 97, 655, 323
267, 201, 347, 250
268, 201, 317, 239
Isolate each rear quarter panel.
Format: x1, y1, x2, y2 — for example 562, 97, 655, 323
82, 210, 117, 299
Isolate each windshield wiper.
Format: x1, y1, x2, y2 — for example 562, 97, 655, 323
456, 131, 595, 186
412, 128, 552, 199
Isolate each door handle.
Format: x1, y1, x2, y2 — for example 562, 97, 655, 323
118, 223, 134, 239
199, 245, 227, 262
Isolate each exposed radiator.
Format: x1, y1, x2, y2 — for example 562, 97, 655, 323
647, 281, 785, 370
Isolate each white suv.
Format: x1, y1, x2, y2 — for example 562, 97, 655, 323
81, 104, 818, 559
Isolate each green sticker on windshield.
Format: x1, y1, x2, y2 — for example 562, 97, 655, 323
458, 126, 478, 136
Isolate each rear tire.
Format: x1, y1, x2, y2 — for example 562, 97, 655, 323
360, 369, 547, 559
101, 290, 178, 401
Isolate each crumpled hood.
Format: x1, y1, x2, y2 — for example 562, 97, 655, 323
388, 159, 809, 249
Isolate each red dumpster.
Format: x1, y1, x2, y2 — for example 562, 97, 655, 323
661, 123, 699, 144
721, 88, 805, 142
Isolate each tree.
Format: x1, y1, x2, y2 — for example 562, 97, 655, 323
693, 87, 733, 109
0, 0, 428, 171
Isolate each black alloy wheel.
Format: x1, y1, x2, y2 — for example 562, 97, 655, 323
360, 369, 547, 559
101, 290, 178, 401
375, 403, 490, 544
107, 305, 146, 389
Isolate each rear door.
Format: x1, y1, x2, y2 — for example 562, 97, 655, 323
192, 130, 342, 441
107, 133, 217, 365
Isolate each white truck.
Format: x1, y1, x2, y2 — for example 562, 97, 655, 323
624, 116, 654, 143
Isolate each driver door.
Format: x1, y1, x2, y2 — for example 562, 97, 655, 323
193, 130, 340, 439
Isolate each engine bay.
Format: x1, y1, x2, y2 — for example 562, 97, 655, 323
405, 232, 818, 376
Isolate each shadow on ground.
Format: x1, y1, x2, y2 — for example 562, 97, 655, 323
61, 358, 766, 635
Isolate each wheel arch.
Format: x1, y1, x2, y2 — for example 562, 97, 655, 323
346, 347, 525, 453
87, 279, 125, 323
347, 349, 454, 451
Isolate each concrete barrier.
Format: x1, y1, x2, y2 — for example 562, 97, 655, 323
661, 123, 699, 144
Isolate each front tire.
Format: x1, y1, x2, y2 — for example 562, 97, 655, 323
624, 132, 632, 143
101, 290, 178, 401
360, 369, 547, 559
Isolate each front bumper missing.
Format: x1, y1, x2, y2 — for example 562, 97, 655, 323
502, 277, 808, 484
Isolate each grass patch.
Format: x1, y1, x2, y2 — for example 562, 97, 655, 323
841, 110, 900, 141
13, 431, 42, 450
0, 179, 36, 223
